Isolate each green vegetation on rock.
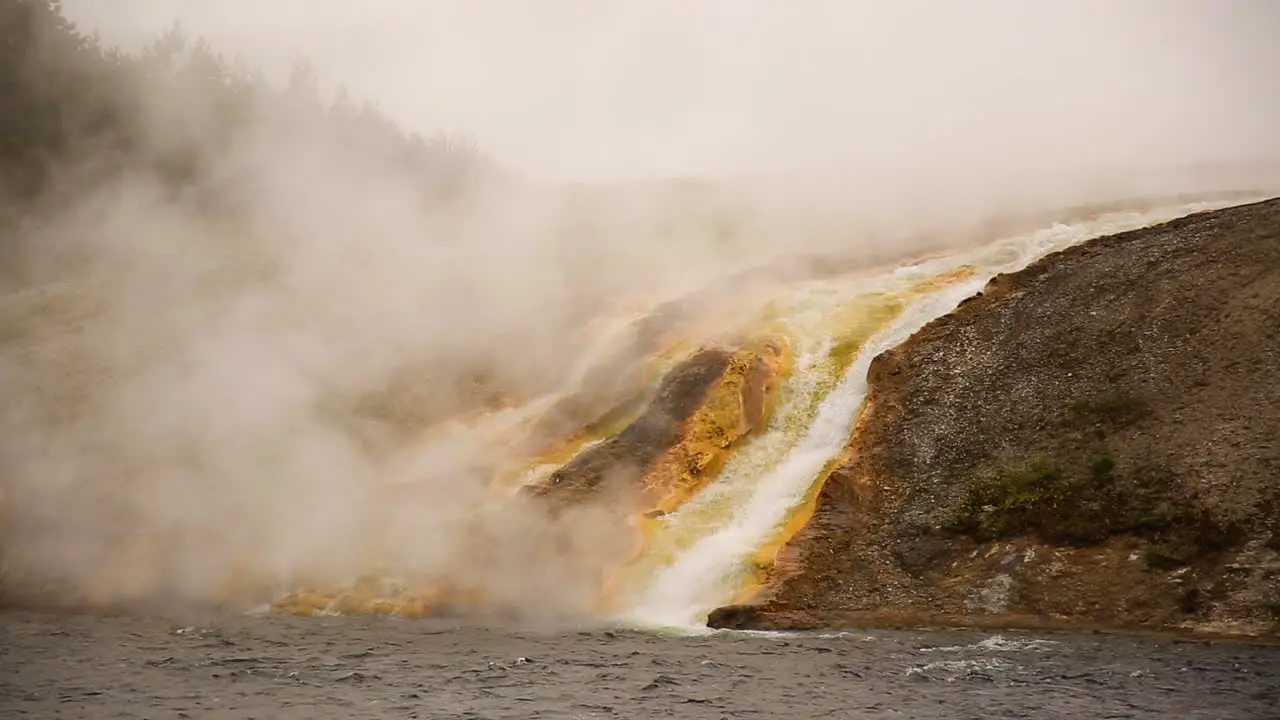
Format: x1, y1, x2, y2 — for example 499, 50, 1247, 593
945, 453, 1246, 566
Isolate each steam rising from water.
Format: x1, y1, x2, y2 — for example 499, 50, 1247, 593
1, 1, 1278, 622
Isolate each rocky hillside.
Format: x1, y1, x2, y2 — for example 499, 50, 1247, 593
710, 198, 1280, 640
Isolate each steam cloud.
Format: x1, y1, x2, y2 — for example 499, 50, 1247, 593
0, 0, 1277, 619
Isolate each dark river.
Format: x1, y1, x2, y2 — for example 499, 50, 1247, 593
2, 611, 1277, 719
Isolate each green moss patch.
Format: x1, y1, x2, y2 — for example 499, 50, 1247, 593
944, 455, 1245, 565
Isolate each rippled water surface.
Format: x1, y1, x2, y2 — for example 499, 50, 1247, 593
3, 611, 1277, 719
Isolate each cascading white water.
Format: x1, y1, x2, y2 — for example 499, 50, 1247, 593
616, 199, 1246, 630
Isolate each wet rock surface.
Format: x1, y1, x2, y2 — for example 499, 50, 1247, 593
524, 348, 735, 506
730, 198, 1280, 638
526, 338, 789, 512
3, 610, 1278, 719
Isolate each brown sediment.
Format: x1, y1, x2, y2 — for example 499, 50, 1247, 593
910, 264, 976, 293
712, 197, 1280, 640
270, 574, 491, 619
704, 605, 1280, 646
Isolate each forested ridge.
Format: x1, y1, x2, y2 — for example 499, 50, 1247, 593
0, 0, 490, 261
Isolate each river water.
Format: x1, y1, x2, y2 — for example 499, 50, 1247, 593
3, 611, 1277, 719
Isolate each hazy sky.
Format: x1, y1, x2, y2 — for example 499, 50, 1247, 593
64, 0, 1280, 182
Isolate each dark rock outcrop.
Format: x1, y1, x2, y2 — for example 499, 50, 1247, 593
525, 335, 792, 511
713, 198, 1280, 639
524, 348, 735, 506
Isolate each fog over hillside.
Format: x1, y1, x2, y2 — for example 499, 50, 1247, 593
66, 0, 1280, 183
0, 0, 1274, 614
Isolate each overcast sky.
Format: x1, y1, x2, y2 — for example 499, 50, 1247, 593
63, 0, 1280, 183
